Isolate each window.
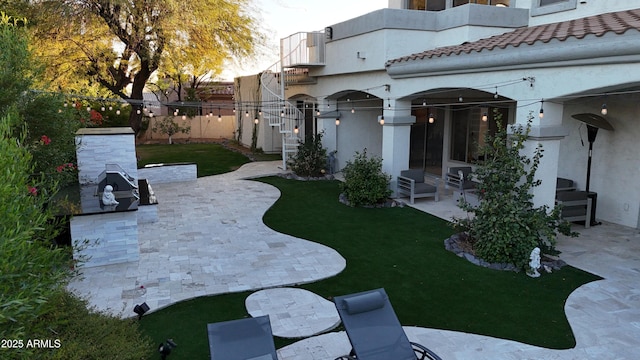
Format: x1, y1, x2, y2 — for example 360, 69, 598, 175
450, 107, 509, 163
531, 0, 576, 16
454, 0, 509, 6
539, 0, 569, 5
407, 0, 446, 11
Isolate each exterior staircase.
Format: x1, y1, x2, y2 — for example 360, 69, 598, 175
260, 62, 304, 170
260, 31, 325, 170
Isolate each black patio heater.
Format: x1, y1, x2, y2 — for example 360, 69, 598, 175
570, 113, 614, 225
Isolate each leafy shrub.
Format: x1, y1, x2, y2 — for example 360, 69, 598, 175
340, 149, 392, 206
0, 111, 71, 343
452, 111, 575, 270
16, 290, 154, 360
288, 131, 328, 177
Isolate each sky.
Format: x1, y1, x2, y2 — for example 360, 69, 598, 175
222, 0, 389, 80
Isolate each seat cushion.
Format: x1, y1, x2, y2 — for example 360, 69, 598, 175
414, 183, 436, 194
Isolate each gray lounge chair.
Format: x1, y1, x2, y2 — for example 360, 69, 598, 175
333, 288, 442, 360
206, 315, 278, 360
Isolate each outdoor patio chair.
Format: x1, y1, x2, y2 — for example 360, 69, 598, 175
333, 288, 442, 360
397, 169, 440, 204
206, 315, 278, 360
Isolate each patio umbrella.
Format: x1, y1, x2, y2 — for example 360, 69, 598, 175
570, 113, 614, 193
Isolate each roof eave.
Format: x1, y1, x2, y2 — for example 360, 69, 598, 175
386, 32, 640, 78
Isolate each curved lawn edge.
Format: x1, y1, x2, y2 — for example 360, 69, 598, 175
256, 176, 603, 349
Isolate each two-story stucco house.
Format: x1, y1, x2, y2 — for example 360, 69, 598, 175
240, 0, 640, 229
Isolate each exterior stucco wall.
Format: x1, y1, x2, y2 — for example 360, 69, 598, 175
559, 94, 640, 228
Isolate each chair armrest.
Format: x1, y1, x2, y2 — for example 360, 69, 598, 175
410, 342, 443, 360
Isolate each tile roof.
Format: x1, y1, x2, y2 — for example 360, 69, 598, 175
386, 8, 640, 66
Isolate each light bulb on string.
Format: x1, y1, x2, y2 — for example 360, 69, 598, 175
182, 115, 186, 120
294, 125, 299, 134
539, 100, 544, 119
116, 109, 121, 115
482, 112, 488, 122
335, 118, 340, 126
422, 99, 427, 107
494, 86, 499, 99
351, 107, 355, 114
428, 113, 435, 124
379, 115, 385, 125
601, 103, 608, 115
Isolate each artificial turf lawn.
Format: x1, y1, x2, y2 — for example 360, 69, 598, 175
139, 176, 602, 358
136, 143, 251, 177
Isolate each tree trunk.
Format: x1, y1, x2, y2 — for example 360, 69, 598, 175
128, 62, 154, 134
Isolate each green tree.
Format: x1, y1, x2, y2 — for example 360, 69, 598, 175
151, 115, 191, 144
0, 12, 32, 118
20, 0, 263, 133
453, 111, 575, 270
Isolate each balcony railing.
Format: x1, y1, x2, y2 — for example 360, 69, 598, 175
281, 32, 325, 68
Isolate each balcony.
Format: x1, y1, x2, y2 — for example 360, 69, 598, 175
281, 32, 325, 68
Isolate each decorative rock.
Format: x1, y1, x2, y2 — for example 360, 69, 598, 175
245, 288, 341, 339
445, 234, 567, 274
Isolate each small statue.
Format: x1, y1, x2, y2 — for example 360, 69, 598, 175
527, 247, 541, 278
102, 185, 119, 206
326, 150, 337, 175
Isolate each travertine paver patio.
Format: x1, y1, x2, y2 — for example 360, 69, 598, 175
67, 161, 346, 316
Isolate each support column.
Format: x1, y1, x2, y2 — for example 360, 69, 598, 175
515, 101, 568, 209
316, 97, 339, 169
381, 99, 415, 196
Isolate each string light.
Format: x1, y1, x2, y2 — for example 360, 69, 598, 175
539, 100, 544, 118
294, 125, 299, 134
422, 99, 427, 106
379, 115, 385, 125
335, 117, 340, 126
351, 107, 355, 114
428, 113, 435, 123
482, 112, 488, 122
601, 103, 608, 115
